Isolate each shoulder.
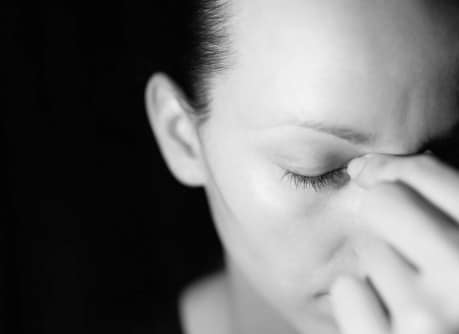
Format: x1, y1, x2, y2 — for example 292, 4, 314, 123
179, 270, 230, 334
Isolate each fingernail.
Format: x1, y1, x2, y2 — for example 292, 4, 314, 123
347, 156, 369, 179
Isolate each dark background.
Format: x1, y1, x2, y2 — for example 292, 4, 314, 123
3, 3, 222, 333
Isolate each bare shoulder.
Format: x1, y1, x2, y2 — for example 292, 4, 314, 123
179, 270, 230, 334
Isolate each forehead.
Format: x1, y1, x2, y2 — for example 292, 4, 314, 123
233, 0, 453, 67
210, 0, 459, 150
227, 0, 459, 70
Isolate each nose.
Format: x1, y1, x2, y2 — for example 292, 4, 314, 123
341, 180, 366, 222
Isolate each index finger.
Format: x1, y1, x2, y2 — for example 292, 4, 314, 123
348, 154, 459, 220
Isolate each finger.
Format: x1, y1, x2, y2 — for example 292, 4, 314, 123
348, 153, 459, 220
355, 182, 459, 277
330, 276, 389, 334
359, 238, 459, 333
357, 238, 419, 317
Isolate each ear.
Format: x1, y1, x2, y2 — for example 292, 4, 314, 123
145, 73, 206, 187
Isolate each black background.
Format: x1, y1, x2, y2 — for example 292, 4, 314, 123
4, 3, 222, 333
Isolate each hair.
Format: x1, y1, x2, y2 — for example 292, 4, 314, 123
181, 0, 233, 124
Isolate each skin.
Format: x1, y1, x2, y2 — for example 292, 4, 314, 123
331, 154, 459, 334
145, 0, 459, 333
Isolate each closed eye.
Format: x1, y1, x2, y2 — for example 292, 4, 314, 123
282, 167, 350, 192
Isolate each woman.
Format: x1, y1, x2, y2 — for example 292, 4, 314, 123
145, 0, 459, 333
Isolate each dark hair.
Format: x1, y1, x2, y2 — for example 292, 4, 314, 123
181, 0, 233, 123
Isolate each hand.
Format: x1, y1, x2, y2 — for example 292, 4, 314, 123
330, 153, 459, 334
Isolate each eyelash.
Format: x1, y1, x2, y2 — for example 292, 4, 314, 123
282, 167, 350, 192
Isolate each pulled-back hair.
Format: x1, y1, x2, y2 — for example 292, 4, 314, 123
182, 0, 233, 123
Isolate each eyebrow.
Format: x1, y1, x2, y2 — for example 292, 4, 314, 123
294, 120, 376, 145
292, 119, 459, 152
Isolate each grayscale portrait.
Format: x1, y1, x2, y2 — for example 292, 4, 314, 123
145, 1, 459, 333
5, 1, 459, 334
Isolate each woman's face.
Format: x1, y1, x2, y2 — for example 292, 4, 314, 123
198, 0, 458, 331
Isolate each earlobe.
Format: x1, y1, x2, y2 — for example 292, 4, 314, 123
145, 73, 206, 187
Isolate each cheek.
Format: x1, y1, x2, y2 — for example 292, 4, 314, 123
203, 130, 353, 297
